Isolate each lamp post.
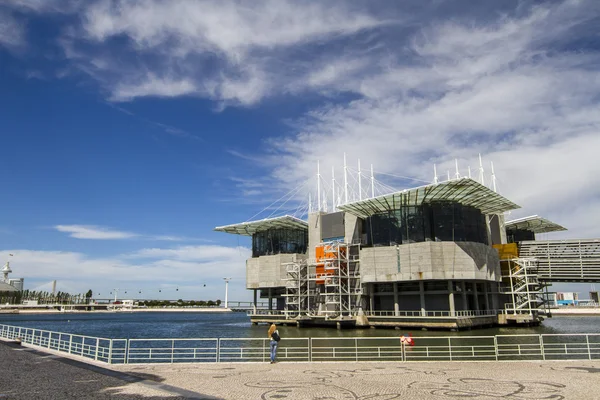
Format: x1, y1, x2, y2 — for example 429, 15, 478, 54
223, 278, 231, 309
112, 288, 119, 303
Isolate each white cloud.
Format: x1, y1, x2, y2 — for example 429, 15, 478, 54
5, 244, 250, 300
44, 0, 385, 104
3, 0, 600, 240
53, 224, 206, 242
0, 10, 25, 49
55, 225, 138, 240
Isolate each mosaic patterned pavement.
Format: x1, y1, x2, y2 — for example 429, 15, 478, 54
115, 360, 600, 400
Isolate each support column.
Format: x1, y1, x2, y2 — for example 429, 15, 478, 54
253, 289, 257, 314
419, 281, 426, 317
490, 282, 499, 311
369, 284, 374, 314
484, 282, 490, 311
448, 281, 455, 317
268, 288, 273, 311
473, 282, 480, 311
461, 281, 467, 311
393, 282, 399, 316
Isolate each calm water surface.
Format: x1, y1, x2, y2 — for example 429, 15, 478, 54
1, 312, 599, 339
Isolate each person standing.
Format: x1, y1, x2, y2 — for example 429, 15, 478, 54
268, 322, 280, 363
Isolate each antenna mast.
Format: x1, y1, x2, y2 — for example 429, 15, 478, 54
433, 164, 439, 184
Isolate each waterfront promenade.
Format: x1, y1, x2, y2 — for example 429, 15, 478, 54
2, 340, 600, 399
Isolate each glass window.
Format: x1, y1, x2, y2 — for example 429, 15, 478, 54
366, 201, 488, 246
252, 228, 308, 257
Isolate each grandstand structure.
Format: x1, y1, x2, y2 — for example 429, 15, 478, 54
215, 157, 600, 329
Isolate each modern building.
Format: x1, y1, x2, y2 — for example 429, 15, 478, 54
215, 162, 599, 330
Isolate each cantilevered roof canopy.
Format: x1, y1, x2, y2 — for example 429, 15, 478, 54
214, 215, 308, 236
505, 215, 566, 234
338, 177, 520, 218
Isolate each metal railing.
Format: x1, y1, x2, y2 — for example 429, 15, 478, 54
364, 310, 498, 317
249, 309, 499, 317
1, 324, 599, 365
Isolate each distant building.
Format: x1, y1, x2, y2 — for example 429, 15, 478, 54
8, 278, 24, 291
556, 292, 579, 306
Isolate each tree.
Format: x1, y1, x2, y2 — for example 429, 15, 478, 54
216, 299, 222, 306
85, 290, 93, 299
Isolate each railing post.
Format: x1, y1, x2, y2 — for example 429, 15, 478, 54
217, 338, 221, 363
355, 338, 358, 362
448, 338, 452, 361
125, 339, 129, 364
171, 339, 175, 363
586, 334, 591, 361
309, 338, 312, 362
68, 335, 73, 354
47, 332, 52, 349
401, 342, 405, 362
494, 336, 498, 361
540, 335, 545, 361
95, 338, 100, 361
108, 339, 113, 364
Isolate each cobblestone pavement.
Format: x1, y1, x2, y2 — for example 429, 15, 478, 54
0, 341, 209, 399
116, 359, 600, 400
3, 340, 600, 399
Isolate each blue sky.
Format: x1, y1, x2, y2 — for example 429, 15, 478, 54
1, 0, 599, 301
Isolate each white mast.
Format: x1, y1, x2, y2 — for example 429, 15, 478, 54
491, 161, 497, 193
331, 166, 336, 211
317, 161, 321, 212
343, 153, 348, 204
358, 159, 362, 201
468, 166, 472, 179
370, 164, 375, 198
478, 154, 485, 186
455, 159, 460, 179
433, 164, 439, 184
447, 170, 450, 181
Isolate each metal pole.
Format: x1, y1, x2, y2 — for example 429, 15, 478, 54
317, 161, 321, 212
332, 166, 336, 211
370, 164, 375, 198
343, 153, 348, 204
358, 159, 362, 201
223, 278, 231, 309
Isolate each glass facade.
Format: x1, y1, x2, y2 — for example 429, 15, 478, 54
506, 228, 535, 243
252, 228, 308, 257
365, 201, 488, 246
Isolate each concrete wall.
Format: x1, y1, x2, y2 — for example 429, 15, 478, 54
308, 212, 324, 263
344, 213, 361, 244
360, 241, 500, 282
246, 253, 308, 289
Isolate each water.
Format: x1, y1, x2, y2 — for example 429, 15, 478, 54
1, 312, 600, 339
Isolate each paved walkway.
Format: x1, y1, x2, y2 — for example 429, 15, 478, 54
2, 340, 600, 399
